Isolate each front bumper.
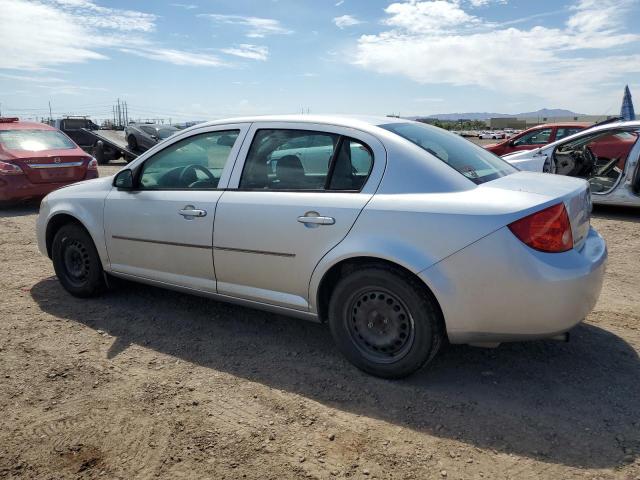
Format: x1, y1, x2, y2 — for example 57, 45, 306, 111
419, 226, 607, 344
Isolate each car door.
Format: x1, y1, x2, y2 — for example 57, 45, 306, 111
138, 126, 156, 150
213, 122, 385, 310
104, 124, 249, 292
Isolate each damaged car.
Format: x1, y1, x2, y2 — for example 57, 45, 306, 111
503, 120, 640, 207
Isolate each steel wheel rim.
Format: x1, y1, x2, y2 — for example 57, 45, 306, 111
345, 288, 415, 364
62, 239, 90, 286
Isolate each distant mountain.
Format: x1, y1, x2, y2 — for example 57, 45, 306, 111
416, 108, 584, 121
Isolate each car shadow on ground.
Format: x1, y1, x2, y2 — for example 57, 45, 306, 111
593, 204, 640, 223
31, 277, 639, 470
0, 203, 39, 218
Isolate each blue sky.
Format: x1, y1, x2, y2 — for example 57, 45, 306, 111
0, 0, 639, 122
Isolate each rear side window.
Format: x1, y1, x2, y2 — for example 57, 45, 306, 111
239, 129, 373, 191
555, 127, 583, 141
380, 122, 515, 184
0, 130, 76, 151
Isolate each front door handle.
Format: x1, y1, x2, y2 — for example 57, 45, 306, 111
297, 211, 335, 226
179, 205, 207, 219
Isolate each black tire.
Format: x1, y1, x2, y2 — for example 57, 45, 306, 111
93, 140, 107, 165
127, 135, 138, 152
52, 223, 105, 297
328, 265, 443, 379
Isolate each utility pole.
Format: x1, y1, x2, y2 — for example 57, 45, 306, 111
48, 101, 52, 122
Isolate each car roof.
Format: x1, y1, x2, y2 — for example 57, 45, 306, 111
135, 123, 177, 129
0, 120, 56, 131
190, 114, 407, 132
529, 122, 591, 129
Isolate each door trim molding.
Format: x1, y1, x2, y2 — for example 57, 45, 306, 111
111, 235, 295, 257
213, 245, 295, 258
112, 235, 211, 250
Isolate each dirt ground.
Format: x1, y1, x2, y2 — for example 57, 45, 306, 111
1, 162, 639, 480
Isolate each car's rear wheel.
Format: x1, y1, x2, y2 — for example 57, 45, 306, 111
328, 265, 443, 379
127, 135, 138, 152
52, 224, 105, 297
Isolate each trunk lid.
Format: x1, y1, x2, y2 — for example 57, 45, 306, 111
486, 171, 591, 249
8, 149, 89, 184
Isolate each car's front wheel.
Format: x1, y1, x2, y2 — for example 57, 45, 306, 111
52, 224, 105, 297
328, 265, 443, 379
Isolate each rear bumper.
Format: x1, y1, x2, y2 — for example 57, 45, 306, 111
419, 226, 607, 344
0, 171, 98, 202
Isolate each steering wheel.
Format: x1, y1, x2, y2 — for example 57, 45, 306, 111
178, 164, 215, 187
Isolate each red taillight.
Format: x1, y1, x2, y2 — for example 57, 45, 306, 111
0, 160, 24, 176
87, 157, 98, 170
508, 203, 573, 253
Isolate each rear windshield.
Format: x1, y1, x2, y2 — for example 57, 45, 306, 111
0, 130, 76, 151
380, 122, 517, 184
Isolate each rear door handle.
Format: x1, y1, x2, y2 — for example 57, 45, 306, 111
297, 212, 335, 226
179, 205, 207, 219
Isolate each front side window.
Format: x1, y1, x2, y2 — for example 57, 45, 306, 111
239, 129, 374, 191
0, 130, 76, 151
513, 128, 552, 146
139, 130, 239, 189
380, 122, 516, 184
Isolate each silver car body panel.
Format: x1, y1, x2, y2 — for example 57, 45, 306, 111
502, 120, 640, 207
37, 115, 608, 344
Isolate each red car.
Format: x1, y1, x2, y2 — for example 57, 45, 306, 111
485, 123, 590, 156
0, 118, 98, 205
485, 122, 636, 169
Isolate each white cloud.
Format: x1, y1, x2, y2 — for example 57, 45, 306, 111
353, 0, 640, 105
119, 48, 227, 67
335, 0, 345, 5
334, 14, 363, 29
200, 14, 292, 38
0, 0, 227, 71
0, 0, 109, 70
0, 73, 67, 83
467, 0, 507, 7
170, 3, 197, 9
221, 44, 269, 61
383, 1, 478, 32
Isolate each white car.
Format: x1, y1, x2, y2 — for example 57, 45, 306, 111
36, 115, 607, 378
503, 120, 640, 206
479, 131, 505, 140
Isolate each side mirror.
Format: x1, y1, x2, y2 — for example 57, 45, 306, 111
151, 135, 159, 141
114, 169, 134, 190
508, 140, 516, 146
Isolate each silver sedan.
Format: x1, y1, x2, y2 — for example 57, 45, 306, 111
36, 115, 607, 378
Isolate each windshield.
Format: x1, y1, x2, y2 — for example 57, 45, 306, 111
158, 128, 177, 139
381, 122, 517, 184
0, 130, 76, 151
